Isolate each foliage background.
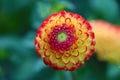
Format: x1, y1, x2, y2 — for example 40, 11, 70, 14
0, 0, 120, 80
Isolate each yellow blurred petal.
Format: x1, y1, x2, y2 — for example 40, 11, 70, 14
90, 20, 120, 64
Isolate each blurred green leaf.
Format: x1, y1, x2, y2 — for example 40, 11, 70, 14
32, 0, 75, 29
107, 64, 120, 80
0, 50, 8, 60
90, 0, 119, 21
75, 54, 107, 80
12, 58, 49, 80
32, 59, 47, 73
0, 66, 5, 80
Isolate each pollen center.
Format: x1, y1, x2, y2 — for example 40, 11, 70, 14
49, 26, 77, 52
57, 32, 67, 42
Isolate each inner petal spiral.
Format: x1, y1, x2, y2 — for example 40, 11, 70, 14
48, 26, 77, 53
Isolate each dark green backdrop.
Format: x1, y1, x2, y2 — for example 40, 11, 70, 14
0, 0, 120, 80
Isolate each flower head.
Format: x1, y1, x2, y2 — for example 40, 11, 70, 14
90, 20, 120, 64
34, 11, 95, 71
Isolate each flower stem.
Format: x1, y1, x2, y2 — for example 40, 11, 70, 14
70, 71, 76, 80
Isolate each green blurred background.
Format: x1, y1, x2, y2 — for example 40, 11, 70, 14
0, 0, 120, 80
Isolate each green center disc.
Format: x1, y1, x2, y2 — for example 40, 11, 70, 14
57, 32, 67, 42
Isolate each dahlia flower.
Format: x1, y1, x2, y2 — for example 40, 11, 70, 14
90, 20, 120, 64
34, 11, 95, 71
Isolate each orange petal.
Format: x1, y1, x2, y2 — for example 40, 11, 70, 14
90, 20, 120, 64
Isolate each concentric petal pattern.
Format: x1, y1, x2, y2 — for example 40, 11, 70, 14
34, 11, 95, 71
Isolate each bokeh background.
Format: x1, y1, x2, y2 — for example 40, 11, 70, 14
0, 0, 120, 80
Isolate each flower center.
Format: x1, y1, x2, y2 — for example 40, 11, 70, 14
57, 32, 67, 42
48, 26, 77, 53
